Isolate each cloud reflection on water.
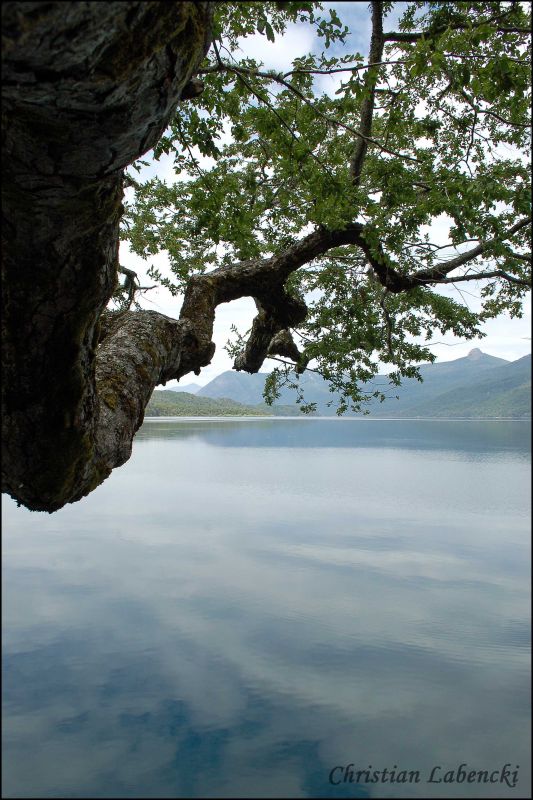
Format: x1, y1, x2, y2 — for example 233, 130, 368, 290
3, 420, 531, 798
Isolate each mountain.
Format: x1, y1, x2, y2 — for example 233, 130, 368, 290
145, 390, 307, 417
196, 369, 343, 408
367, 348, 509, 416
146, 390, 269, 417
388, 354, 531, 419
167, 382, 201, 394
195, 349, 531, 418
196, 371, 271, 406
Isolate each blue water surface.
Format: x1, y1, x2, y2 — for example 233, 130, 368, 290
2, 419, 531, 798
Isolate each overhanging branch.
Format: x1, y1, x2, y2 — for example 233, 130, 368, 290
422, 270, 531, 287
411, 218, 532, 284
176, 213, 531, 382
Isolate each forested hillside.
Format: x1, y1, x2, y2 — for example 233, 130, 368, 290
181, 350, 531, 418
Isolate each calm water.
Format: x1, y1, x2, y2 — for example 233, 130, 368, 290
2, 419, 531, 798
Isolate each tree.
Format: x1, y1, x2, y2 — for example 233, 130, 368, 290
2, 1, 531, 513
2, 1, 213, 512
125, 0, 531, 410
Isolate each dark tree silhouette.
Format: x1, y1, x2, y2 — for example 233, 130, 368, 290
2, 2, 213, 511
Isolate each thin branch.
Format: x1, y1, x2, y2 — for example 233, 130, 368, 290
412, 218, 532, 283
457, 87, 531, 129
212, 38, 225, 69
383, 15, 531, 44
379, 289, 394, 357
174, 116, 216, 191
227, 66, 334, 176
462, 109, 477, 176
442, 51, 530, 65
403, 238, 480, 252
267, 355, 324, 377
199, 59, 420, 165
350, 0, 384, 185
283, 60, 405, 78
427, 270, 531, 287
199, 60, 406, 80
450, 282, 474, 308
507, 251, 532, 263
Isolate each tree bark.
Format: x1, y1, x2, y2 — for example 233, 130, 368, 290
2, 2, 213, 511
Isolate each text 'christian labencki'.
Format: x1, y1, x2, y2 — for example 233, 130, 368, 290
328, 763, 520, 789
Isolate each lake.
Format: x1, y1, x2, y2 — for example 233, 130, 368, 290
2, 419, 531, 798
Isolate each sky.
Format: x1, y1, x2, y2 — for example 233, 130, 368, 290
119, 2, 531, 387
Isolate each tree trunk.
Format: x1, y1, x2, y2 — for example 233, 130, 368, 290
2, 2, 213, 511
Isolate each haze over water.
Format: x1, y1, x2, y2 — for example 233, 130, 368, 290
2, 419, 531, 798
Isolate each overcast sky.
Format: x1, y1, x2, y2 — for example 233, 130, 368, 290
120, 2, 531, 387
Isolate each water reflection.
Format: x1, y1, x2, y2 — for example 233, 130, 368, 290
2, 420, 531, 798
137, 417, 531, 458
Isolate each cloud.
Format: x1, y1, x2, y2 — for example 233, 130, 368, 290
236, 22, 315, 71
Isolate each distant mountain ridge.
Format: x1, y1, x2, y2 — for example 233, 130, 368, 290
168, 382, 201, 394
145, 390, 306, 418
170, 349, 531, 419
387, 354, 531, 419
